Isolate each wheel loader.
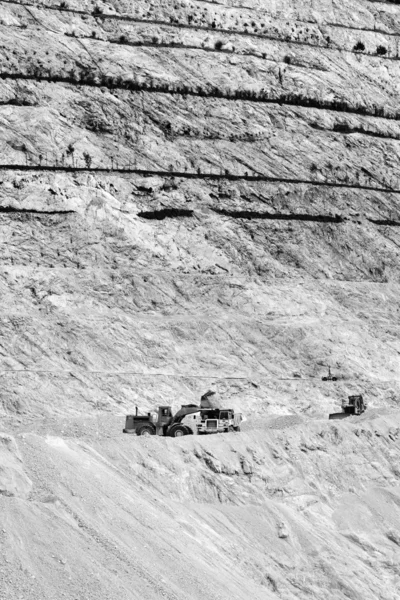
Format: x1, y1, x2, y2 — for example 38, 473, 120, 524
123, 404, 201, 437
329, 394, 366, 420
123, 394, 242, 437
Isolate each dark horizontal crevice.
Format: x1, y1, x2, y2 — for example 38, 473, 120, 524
0, 98, 35, 107
137, 209, 400, 226
214, 209, 344, 222
0, 206, 75, 215
368, 217, 400, 225
310, 121, 400, 141
109, 38, 238, 55
325, 21, 400, 37
0, 165, 399, 194
138, 208, 194, 220
0, 71, 398, 122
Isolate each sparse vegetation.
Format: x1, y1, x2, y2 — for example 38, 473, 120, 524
66, 143, 75, 166
83, 152, 92, 169
0, 68, 399, 122
353, 41, 365, 52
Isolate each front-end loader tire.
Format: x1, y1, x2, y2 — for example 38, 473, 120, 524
136, 424, 156, 437
168, 425, 188, 438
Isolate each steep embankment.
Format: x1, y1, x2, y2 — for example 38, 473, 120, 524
0, 0, 400, 598
2, 412, 400, 600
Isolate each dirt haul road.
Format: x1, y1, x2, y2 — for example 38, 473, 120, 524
1, 411, 400, 600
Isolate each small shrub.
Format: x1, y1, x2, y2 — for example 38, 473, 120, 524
376, 45, 387, 55
66, 144, 75, 165
215, 40, 223, 50
353, 41, 365, 52
92, 5, 102, 15
119, 34, 127, 43
83, 152, 92, 168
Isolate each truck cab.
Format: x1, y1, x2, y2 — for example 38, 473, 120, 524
198, 408, 241, 433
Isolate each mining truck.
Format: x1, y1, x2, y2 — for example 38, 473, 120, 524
123, 402, 242, 437
197, 407, 241, 433
197, 390, 242, 433
329, 394, 366, 420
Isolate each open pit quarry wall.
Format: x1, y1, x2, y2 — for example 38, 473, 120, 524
1, 1, 400, 598
0, 0, 400, 418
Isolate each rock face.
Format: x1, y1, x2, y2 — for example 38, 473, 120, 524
0, 0, 400, 598
0, 433, 32, 497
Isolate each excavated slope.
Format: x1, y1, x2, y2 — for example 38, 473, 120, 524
2, 413, 400, 600
0, 0, 400, 598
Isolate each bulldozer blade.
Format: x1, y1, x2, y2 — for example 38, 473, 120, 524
328, 413, 350, 420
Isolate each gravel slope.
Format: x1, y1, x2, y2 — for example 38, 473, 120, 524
2, 411, 400, 600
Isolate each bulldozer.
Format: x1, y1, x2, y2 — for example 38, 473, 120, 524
329, 394, 366, 420
123, 391, 243, 437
